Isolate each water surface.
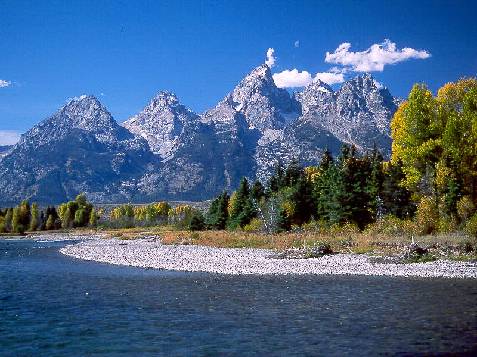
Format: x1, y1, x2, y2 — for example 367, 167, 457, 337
1, 239, 476, 356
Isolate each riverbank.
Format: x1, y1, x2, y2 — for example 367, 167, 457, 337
60, 238, 477, 278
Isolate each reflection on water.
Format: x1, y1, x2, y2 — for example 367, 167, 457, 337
1, 239, 476, 356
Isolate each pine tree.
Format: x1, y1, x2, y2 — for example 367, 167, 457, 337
251, 181, 265, 202
284, 159, 302, 187
289, 176, 316, 225
276, 207, 291, 232
366, 147, 385, 220
268, 163, 285, 193
228, 178, 255, 229
206, 191, 229, 230
18, 200, 31, 229
39, 211, 46, 230
382, 160, 415, 219
189, 211, 206, 231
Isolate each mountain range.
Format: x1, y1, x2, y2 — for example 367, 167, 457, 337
0, 63, 399, 205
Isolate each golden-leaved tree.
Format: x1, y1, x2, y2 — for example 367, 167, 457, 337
391, 78, 477, 223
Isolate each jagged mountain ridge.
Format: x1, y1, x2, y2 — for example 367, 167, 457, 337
0, 96, 157, 205
0, 64, 399, 204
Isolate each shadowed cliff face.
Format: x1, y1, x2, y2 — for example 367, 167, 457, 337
0, 66, 398, 204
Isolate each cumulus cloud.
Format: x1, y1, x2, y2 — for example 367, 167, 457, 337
0, 79, 11, 88
294, 40, 300, 48
273, 69, 313, 88
265, 48, 276, 67
325, 39, 431, 72
0, 130, 21, 145
314, 71, 345, 85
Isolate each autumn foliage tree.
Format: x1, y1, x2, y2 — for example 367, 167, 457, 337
391, 78, 477, 226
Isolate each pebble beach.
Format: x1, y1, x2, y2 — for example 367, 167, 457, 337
59, 237, 477, 279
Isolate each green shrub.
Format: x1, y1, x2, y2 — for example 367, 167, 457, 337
243, 218, 263, 232
365, 215, 417, 236
464, 212, 477, 238
437, 217, 458, 233
328, 222, 360, 235
189, 212, 206, 231
457, 196, 475, 223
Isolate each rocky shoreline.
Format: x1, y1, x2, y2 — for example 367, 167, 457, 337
59, 237, 477, 279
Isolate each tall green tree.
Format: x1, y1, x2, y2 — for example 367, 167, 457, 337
206, 191, 229, 230
12, 207, 24, 234
29, 203, 40, 231
228, 178, 256, 229
382, 160, 415, 219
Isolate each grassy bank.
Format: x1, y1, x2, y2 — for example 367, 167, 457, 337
3, 224, 476, 262
91, 226, 477, 262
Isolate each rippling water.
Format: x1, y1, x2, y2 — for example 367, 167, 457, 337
1, 239, 477, 356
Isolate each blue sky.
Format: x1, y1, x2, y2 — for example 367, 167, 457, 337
0, 0, 476, 144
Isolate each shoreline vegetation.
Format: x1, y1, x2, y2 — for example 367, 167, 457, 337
2, 79, 477, 275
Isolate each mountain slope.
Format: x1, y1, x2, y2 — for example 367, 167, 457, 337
296, 74, 397, 156
0, 95, 155, 205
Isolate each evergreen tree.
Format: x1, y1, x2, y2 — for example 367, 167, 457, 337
284, 159, 302, 187
189, 211, 206, 231
289, 177, 316, 225
320, 149, 333, 170
268, 163, 285, 193
382, 160, 415, 219
206, 191, 229, 230
228, 178, 256, 229
39, 211, 46, 230
276, 207, 291, 232
251, 181, 265, 202
366, 147, 385, 220
18, 200, 31, 229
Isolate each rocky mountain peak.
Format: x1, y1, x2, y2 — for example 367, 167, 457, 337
205, 64, 299, 131
123, 92, 200, 159
58, 94, 117, 131
149, 91, 180, 108
296, 79, 334, 115
17, 95, 124, 148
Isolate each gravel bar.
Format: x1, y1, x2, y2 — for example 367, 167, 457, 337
60, 238, 477, 279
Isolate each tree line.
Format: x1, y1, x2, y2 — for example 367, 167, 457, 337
0, 193, 97, 234
200, 78, 477, 235
201, 147, 414, 233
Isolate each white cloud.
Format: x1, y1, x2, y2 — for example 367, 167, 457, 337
0, 130, 21, 145
265, 48, 276, 67
273, 69, 313, 88
294, 40, 300, 48
325, 39, 431, 72
0, 80, 11, 88
314, 71, 345, 85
